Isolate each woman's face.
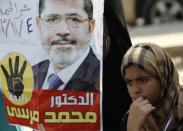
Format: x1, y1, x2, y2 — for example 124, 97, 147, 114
124, 66, 161, 105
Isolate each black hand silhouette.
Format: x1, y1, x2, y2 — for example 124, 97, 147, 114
1, 56, 27, 99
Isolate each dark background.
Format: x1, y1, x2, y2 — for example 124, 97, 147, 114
103, 0, 132, 130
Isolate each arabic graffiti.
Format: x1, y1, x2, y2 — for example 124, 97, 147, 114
0, 0, 33, 37
27, 18, 33, 33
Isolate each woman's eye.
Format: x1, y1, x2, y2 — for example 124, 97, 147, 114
140, 79, 148, 83
126, 80, 133, 86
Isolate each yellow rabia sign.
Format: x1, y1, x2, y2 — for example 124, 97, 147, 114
0, 52, 34, 105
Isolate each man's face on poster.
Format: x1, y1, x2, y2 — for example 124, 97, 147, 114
37, 0, 95, 67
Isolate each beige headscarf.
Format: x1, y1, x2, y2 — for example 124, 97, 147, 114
121, 43, 183, 131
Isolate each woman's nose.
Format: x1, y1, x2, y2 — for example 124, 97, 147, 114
131, 82, 142, 94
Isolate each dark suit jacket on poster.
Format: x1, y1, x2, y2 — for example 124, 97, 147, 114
32, 49, 100, 91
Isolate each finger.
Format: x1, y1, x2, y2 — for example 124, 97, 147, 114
14, 56, 19, 75
135, 97, 144, 102
19, 60, 27, 79
139, 99, 150, 105
9, 58, 13, 75
142, 104, 156, 115
1, 65, 10, 79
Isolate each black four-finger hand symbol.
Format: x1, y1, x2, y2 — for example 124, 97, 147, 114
1, 56, 27, 99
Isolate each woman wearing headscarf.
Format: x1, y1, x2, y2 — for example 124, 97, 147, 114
121, 43, 183, 131
103, 0, 132, 130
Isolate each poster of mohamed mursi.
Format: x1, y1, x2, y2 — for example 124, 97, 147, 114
0, 0, 103, 130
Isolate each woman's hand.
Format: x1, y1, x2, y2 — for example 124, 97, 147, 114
127, 97, 155, 131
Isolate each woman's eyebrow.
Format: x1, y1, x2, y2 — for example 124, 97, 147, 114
138, 75, 149, 78
125, 74, 149, 80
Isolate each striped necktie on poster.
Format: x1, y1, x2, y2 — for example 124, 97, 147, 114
47, 74, 63, 90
